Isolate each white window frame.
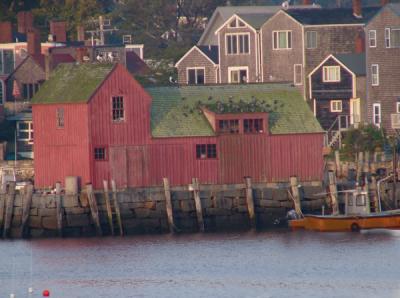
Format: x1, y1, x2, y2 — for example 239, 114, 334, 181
186, 67, 206, 85
322, 66, 341, 82
17, 121, 34, 144
330, 100, 343, 113
225, 33, 250, 55
228, 66, 249, 84
273, 31, 292, 50
294, 64, 303, 85
228, 17, 245, 28
385, 28, 391, 48
0, 49, 15, 75
371, 64, 379, 86
396, 102, 400, 114
306, 31, 317, 49
369, 30, 377, 48
373, 103, 381, 127
0, 80, 4, 104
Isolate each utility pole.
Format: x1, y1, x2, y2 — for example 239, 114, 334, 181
85, 16, 118, 46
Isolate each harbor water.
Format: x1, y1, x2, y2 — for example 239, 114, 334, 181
1, 229, 400, 298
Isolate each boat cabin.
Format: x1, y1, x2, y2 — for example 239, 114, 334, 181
344, 189, 370, 216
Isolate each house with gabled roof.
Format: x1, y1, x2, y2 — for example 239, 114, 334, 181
32, 62, 324, 189
308, 53, 366, 135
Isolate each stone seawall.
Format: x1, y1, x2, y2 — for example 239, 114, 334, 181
0, 182, 324, 238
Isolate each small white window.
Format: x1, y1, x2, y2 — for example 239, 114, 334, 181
294, 64, 302, 85
330, 100, 343, 112
391, 29, 400, 48
373, 103, 381, 127
17, 121, 34, 144
187, 68, 205, 85
385, 28, 391, 48
306, 31, 317, 49
273, 31, 292, 49
396, 102, 400, 114
228, 67, 248, 83
369, 30, 376, 48
323, 66, 340, 82
371, 64, 379, 86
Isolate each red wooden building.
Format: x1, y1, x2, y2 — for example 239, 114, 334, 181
32, 63, 325, 189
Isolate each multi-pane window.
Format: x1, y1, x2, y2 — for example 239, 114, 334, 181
196, 144, 217, 159
187, 68, 205, 85
273, 31, 292, 49
330, 100, 343, 112
218, 119, 239, 134
0, 49, 14, 75
369, 30, 376, 48
385, 28, 391, 48
94, 147, 106, 160
226, 33, 250, 54
306, 31, 317, 49
371, 64, 379, 86
0, 81, 4, 104
244, 119, 264, 133
323, 66, 340, 82
391, 29, 400, 48
294, 64, 302, 85
396, 102, 400, 114
373, 103, 381, 127
17, 121, 34, 143
112, 96, 124, 122
229, 68, 248, 83
22, 83, 40, 100
56, 108, 64, 128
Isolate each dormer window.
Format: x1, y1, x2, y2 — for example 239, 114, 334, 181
244, 119, 264, 133
218, 119, 239, 134
228, 18, 246, 28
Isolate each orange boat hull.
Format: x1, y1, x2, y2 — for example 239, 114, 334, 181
289, 213, 400, 232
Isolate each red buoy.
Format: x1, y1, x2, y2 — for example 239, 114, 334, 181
43, 289, 50, 297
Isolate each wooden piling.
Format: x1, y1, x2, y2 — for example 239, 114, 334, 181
55, 182, 63, 237
244, 177, 256, 229
0, 178, 7, 230
20, 183, 33, 238
356, 151, 364, 184
3, 181, 15, 238
163, 178, 175, 233
111, 180, 123, 236
335, 151, 341, 177
103, 180, 114, 235
328, 171, 339, 215
86, 183, 102, 236
370, 175, 379, 212
392, 145, 398, 208
289, 176, 302, 216
191, 178, 205, 232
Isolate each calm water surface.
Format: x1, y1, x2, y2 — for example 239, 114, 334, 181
1, 230, 400, 298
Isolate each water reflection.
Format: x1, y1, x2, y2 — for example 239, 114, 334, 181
0, 230, 400, 298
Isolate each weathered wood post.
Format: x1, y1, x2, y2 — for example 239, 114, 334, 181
356, 151, 364, 184
335, 151, 341, 177
111, 180, 123, 236
103, 180, 114, 235
392, 144, 398, 208
191, 178, 204, 232
370, 175, 379, 212
20, 183, 33, 238
163, 178, 175, 234
289, 176, 302, 216
244, 177, 256, 229
3, 181, 15, 238
55, 182, 63, 237
0, 177, 7, 230
364, 151, 370, 174
86, 183, 102, 236
328, 171, 339, 215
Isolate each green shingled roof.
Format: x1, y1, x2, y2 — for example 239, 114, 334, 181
32, 63, 115, 104
147, 84, 323, 137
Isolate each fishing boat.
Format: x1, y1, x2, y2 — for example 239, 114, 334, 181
289, 186, 400, 232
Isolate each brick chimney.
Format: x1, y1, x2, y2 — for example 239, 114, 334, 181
50, 21, 67, 43
355, 32, 365, 54
0, 22, 13, 43
77, 25, 85, 42
27, 28, 41, 56
302, 0, 312, 4
17, 11, 34, 34
352, 0, 362, 18
381, 0, 390, 5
